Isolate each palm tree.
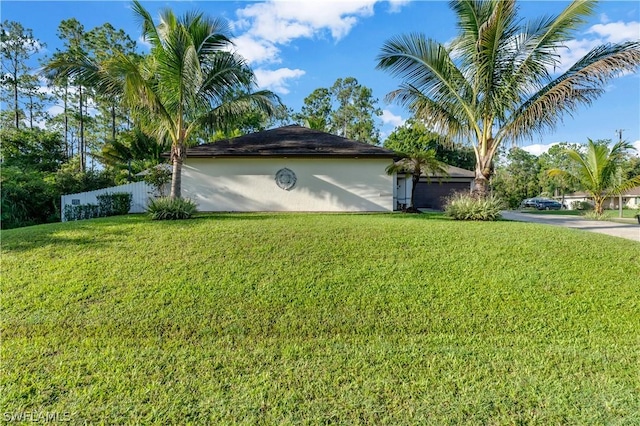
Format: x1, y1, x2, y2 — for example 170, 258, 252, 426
377, 0, 640, 196
45, 0, 279, 199
386, 149, 448, 211
304, 116, 328, 131
548, 139, 640, 214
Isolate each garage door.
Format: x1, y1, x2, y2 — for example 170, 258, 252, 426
414, 181, 471, 210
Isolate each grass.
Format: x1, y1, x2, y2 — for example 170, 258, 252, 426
2, 213, 640, 424
521, 208, 640, 219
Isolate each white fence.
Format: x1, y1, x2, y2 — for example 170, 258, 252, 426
61, 181, 156, 221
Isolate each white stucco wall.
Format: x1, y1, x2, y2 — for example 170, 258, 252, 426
182, 157, 394, 212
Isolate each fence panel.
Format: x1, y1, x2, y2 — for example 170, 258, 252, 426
61, 182, 155, 221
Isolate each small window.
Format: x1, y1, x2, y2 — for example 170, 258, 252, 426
71, 199, 80, 205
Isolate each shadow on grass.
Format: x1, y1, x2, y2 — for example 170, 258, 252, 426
190, 213, 280, 221
1, 215, 143, 253
2, 211, 458, 253
191, 212, 433, 221
383, 212, 450, 221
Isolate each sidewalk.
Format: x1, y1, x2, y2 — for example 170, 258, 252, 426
500, 211, 640, 242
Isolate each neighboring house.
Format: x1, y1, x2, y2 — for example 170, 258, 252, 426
405, 166, 475, 210
176, 125, 398, 212
562, 186, 640, 210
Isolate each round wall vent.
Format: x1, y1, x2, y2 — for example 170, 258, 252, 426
275, 168, 297, 190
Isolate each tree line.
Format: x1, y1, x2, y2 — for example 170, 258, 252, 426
2, 0, 639, 228
492, 141, 640, 211
0, 5, 392, 228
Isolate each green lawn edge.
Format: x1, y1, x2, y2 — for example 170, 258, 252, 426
2, 213, 639, 424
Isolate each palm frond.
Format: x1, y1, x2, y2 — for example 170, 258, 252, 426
550, 139, 637, 202
387, 84, 467, 142
502, 41, 640, 143
511, 0, 596, 89
385, 149, 448, 182
376, 33, 476, 133
197, 52, 252, 104
188, 89, 280, 139
132, 0, 162, 50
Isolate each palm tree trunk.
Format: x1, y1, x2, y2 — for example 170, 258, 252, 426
170, 159, 183, 199
473, 153, 493, 197
594, 195, 605, 215
410, 173, 420, 209
170, 142, 185, 199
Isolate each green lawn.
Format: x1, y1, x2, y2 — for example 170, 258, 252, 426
521, 208, 640, 219
2, 213, 640, 424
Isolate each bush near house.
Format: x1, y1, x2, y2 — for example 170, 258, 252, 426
571, 200, 594, 210
97, 192, 133, 216
63, 192, 133, 221
146, 196, 197, 220
444, 192, 504, 221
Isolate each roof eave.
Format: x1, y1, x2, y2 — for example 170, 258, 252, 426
183, 153, 397, 159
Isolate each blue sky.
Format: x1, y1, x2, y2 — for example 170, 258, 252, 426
3, 0, 639, 154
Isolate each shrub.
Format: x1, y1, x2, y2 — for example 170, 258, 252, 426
147, 197, 197, 220
444, 192, 504, 221
582, 210, 607, 221
142, 165, 172, 197
571, 200, 594, 211
63, 193, 132, 222
97, 192, 133, 216
63, 204, 101, 221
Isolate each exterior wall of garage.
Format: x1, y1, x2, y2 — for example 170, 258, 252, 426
413, 178, 474, 210
182, 157, 395, 212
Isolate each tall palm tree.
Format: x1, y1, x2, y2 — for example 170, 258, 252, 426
377, 0, 640, 196
549, 139, 640, 214
45, 0, 279, 199
386, 149, 448, 211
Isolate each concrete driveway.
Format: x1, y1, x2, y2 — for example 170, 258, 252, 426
501, 211, 640, 242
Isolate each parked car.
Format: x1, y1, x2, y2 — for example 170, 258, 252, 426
520, 197, 546, 208
535, 199, 562, 210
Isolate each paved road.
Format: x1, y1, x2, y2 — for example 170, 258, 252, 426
501, 211, 640, 242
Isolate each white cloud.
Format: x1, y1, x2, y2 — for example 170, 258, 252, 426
380, 109, 405, 127
232, 34, 281, 65
553, 39, 597, 74
235, 1, 376, 45
229, 0, 410, 87
388, 0, 411, 13
137, 35, 151, 50
587, 21, 640, 44
254, 67, 306, 94
521, 142, 560, 156
549, 20, 639, 74
47, 104, 64, 117
0, 34, 45, 55
632, 139, 640, 154
600, 13, 610, 24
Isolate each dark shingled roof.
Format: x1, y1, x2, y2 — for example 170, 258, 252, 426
179, 125, 397, 158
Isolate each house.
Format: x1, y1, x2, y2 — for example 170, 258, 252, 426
60, 126, 476, 216
562, 186, 640, 210
177, 125, 399, 212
